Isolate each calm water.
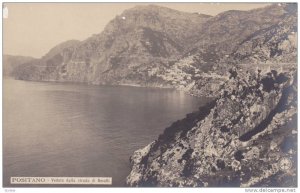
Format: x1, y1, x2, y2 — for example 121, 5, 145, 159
3, 79, 209, 187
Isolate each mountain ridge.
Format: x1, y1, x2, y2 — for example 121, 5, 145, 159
7, 3, 297, 97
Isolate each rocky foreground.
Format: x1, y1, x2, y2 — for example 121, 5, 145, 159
126, 65, 297, 187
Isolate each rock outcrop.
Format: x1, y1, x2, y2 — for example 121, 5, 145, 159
126, 65, 297, 187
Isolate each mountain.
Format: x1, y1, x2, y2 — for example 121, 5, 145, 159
231, 8, 297, 64
42, 40, 81, 60
6, 3, 298, 187
190, 4, 295, 55
126, 66, 297, 187
153, 3, 297, 96
11, 3, 297, 94
12, 5, 210, 85
3, 55, 36, 77
10, 40, 81, 80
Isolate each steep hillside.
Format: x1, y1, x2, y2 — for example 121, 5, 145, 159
11, 3, 297, 96
42, 40, 81, 60
231, 11, 297, 64
10, 40, 81, 80
12, 5, 210, 85
126, 65, 297, 187
154, 3, 297, 97
3, 55, 36, 77
191, 3, 294, 55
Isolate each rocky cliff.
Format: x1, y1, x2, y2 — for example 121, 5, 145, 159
11, 5, 209, 85
10, 3, 297, 98
126, 65, 297, 187
5, 3, 297, 187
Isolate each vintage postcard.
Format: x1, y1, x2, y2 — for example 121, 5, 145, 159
2, 2, 298, 190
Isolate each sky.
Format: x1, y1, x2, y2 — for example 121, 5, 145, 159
3, 3, 270, 58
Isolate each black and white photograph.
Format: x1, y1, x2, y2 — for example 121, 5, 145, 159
2, 1, 298, 190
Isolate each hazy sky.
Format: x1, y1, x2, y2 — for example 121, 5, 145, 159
3, 3, 270, 58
